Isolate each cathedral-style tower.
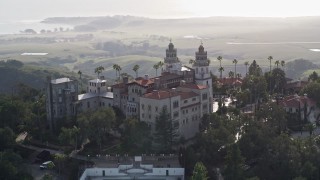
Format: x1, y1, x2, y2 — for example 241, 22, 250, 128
193, 43, 213, 112
164, 40, 182, 73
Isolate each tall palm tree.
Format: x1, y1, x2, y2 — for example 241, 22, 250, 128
153, 64, 160, 76
275, 60, 280, 69
94, 66, 104, 78
77, 70, 82, 79
113, 64, 122, 80
218, 67, 224, 79
232, 59, 238, 79
244, 61, 249, 76
268, 56, 273, 72
78, 70, 82, 91
113, 64, 118, 78
267, 56, 273, 94
116, 65, 122, 79
217, 56, 223, 78
132, 64, 140, 78
281, 60, 285, 70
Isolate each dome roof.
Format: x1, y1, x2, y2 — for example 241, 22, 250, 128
198, 44, 204, 52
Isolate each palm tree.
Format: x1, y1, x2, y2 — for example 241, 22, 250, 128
158, 61, 164, 73
244, 61, 249, 76
78, 70, 82, 91
232, 59, 238, 78
189, 59, 195, 66
218, 67, 224, 79
228, 71, 234, 78
236, 73, 242, 78
113, 64, 122, 80
217, 56, 223, 78
281, 60, 285, 70
77, 70, 82, 79
113, 64, 118, 78
268, 56, 273, 72
116, 65, 122, 79
153, 63, 160, 76
275, 60, 280, 68
94, 66, 104, 78
132, 64, 140, 78
267, 56, 273, 94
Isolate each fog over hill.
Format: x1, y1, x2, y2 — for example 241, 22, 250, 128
1, 15, 320, 80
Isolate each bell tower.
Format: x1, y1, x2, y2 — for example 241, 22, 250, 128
164, 39, 182, 74
193, 42, 213, 112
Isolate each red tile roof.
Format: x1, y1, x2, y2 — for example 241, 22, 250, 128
279, 95, 316, 108
180, 83, 208, 90
143, 90, 179, 100
180, 91, 199, 99
136, 79, 154, 86
143, 90, 199, 100
159, 72, 182, 81
112, 83, 126, 88
285, 81, 309, 89
218, 77, 243, 86
128, 79, 154, 87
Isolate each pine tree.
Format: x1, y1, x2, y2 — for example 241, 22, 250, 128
153, 106, 179, 152
192, 162, 209, 180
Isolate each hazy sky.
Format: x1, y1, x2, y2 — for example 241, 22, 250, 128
1, 0, 319, 21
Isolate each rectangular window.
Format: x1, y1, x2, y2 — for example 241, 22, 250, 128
203, 104, 208, 110
202, 93, 208, 100
173, 111, 179, 118
173, 101, 179, 108
155, 106, 158, 112
192, 98, 196, 101
184, 100, 188, 104
58, 97, 62, 103
141, 104, 145, 110
87, 102, 90, 108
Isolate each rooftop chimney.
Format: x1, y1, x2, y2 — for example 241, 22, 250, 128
144, 74, 149, 80
155, 78, 160, 90
180, 80, 186, 86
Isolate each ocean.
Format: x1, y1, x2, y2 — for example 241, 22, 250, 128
0, 20, 73, 34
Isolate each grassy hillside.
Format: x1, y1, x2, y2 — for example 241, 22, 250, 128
1, 16, 320, 79
0, 60, 91, 94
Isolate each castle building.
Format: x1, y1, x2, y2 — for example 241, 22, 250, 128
47, 41, 214, 138
46, 77, 78, 130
